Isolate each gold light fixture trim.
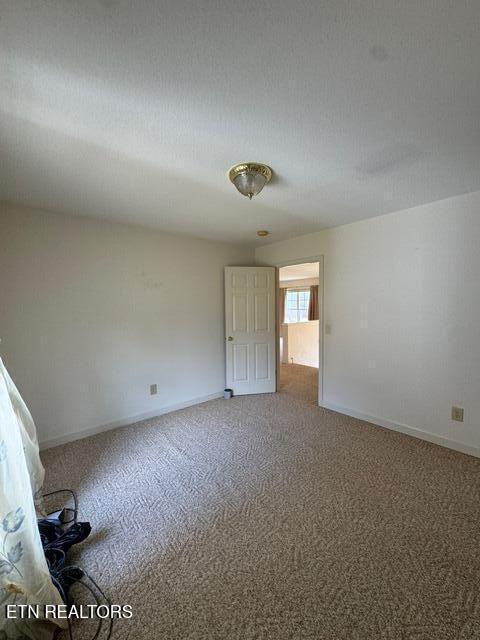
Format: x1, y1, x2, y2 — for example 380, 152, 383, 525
228, 163, 272, 200
257, 230, 269, 237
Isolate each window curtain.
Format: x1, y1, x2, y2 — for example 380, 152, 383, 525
308, 285, 319, 321
279, 287, 286, 324
0, 357, 66, 640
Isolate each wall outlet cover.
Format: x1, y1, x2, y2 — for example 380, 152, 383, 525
451, 406, 464, 422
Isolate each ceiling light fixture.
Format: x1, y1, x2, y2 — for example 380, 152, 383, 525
229, 163, 272, 200
257, 230, 269, 237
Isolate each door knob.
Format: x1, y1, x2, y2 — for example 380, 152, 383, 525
227, 336, 233, 341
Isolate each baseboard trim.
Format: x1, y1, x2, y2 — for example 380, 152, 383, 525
40, 391, 224, 450
321, 401, 480, 459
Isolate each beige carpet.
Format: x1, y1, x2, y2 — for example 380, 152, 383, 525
42, 364, 480, 639
279, 362, 319, 404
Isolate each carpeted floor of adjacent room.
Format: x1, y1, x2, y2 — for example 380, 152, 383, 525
42, 364, 480, 639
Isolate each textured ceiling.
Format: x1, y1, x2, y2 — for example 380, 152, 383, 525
1, 1, 480, 246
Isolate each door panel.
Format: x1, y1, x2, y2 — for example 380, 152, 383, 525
254, 293, 270, 332
254, 272, 269, 288
233, 344, 249, 381
254, 343, 269, 380
232, 272, 248, 288
225, 266, 276, 395
233, 295, 248, 332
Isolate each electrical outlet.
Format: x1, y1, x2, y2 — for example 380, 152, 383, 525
451, 406, 464, 422
150, 384, 157, 396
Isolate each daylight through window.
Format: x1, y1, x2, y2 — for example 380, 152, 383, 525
284, 288, 310, 323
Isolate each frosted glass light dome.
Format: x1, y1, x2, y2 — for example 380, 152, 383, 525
228, 163, 272, 200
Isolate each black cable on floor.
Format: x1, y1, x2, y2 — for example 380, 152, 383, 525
59, 566, 114, 640
42, 489, 113, 640
43, 488, 78, 525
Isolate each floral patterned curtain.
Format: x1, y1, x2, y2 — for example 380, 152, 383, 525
0, 357, 65, 639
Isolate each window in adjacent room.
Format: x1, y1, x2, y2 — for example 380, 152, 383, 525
284, 288, 310, 323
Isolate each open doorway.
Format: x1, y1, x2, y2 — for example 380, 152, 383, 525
278, 261, 321, 404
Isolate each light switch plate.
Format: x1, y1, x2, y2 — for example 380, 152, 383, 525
150, 384, 158, 396
451, 406, 464, 422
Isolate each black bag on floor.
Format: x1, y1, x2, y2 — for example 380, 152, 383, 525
38, 517, 91, 603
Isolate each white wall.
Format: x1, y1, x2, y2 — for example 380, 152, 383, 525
285, 321, 319, 368
257, 190, 480, 457
0, 204, 253, 447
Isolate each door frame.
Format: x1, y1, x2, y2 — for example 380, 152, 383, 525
275, 255, 324, 406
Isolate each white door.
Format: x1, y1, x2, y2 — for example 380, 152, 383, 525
225, 266, 276, 395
